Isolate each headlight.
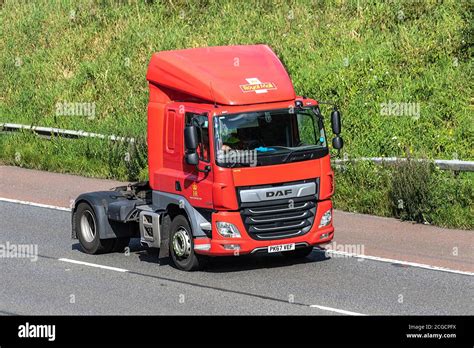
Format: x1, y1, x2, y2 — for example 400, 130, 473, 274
319, 209, 332, 228
216, 222, 241, 238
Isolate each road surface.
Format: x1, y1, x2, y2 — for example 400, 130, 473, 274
0, 166, 472, 315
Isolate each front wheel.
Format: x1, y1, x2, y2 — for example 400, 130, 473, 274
169, 215, 207, 271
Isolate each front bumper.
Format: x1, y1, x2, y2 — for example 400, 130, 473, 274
194, 199, 334, 256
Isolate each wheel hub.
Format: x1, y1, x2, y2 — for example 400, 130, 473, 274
172, 227, 191, 258
80, 210, 96, 243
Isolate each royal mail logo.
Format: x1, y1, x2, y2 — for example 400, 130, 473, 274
192, 182, 198, 197
240, 78, 277, 94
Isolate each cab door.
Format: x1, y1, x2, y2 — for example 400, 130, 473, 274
180, 108, 214, 210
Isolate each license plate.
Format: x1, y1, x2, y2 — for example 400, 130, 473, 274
268, 243, 295, 253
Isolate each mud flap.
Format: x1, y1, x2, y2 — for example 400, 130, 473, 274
158, 214, 171, 261
72, 191, 135, 240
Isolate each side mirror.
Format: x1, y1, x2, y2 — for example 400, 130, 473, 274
331, 109, 341, 135
184, 125, 199, 165
185, 152, 199, 166
332, 136, 344, 150
184, 125, 198, 151
331, 108, 343, 150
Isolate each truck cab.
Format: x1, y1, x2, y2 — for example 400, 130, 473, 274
72, 44, 343, 271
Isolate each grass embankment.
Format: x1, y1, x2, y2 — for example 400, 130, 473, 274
0, 0, 472, 228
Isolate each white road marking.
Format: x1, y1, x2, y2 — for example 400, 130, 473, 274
321, 249, 474, 276
309, 304, 366, 316
58, 258, 128, 273
0, 197, 71, 211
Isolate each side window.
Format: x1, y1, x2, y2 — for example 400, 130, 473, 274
185, 112, 210, 162
296, 112, 317, 145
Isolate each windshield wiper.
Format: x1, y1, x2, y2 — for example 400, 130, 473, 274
272, 145, 320, 162
254, 145, 321, 163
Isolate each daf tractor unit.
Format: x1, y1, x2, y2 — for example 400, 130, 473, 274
72, 44, 343, 271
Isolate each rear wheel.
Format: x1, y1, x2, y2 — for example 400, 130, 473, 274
169, 215, 207, 271
281, 246, 314, 259
75, 202, 114, 254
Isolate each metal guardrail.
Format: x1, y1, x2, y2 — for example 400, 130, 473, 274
2, 123, 472, 172
0, 123, 135, 143
332, 157, 474, 172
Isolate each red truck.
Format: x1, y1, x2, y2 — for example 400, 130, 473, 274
72, 44, 343, 271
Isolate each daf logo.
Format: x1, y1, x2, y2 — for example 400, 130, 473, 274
266, 189, 293, 198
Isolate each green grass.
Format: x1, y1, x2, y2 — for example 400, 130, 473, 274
0, 0, 473, 229
333, 160, 473, 229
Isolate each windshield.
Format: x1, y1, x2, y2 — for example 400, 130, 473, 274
214, 108, 327, 167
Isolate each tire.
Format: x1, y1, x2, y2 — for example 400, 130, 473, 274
75, 202, 114, 254
169, 215, 207, 271
281, 246, 314, 259
112, 237, 130, 253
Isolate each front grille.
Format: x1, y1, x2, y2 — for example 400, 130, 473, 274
241, 196, 317, 240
